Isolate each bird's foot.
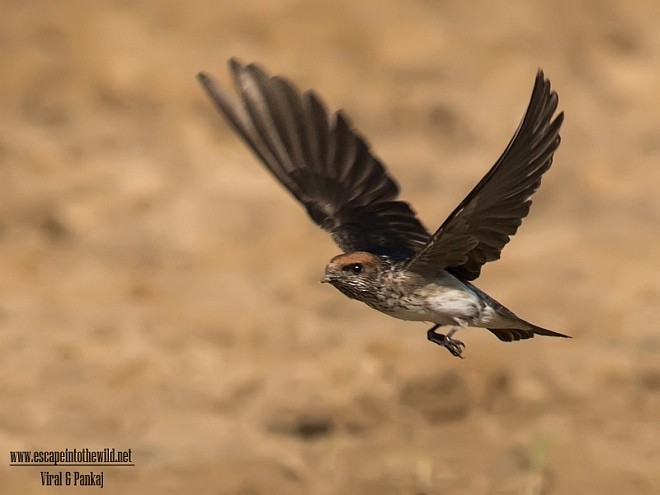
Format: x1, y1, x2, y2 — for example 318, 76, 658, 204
427, 326, 465, 358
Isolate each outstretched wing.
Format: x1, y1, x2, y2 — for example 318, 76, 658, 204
405, 70, 563, 280
197, 59, 430, 259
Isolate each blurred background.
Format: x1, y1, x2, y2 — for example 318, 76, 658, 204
1, 0, 659, 493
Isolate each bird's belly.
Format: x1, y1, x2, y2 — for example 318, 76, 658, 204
377, 284, 481, 326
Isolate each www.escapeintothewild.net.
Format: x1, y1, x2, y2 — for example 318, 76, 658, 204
10, 447, 132, 465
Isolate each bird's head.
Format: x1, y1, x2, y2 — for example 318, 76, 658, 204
321, 251, 384, 300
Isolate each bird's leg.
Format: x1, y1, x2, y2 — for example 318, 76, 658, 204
426, 324, 466, 358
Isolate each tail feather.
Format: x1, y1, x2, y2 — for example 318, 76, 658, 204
488, 323, 570, 342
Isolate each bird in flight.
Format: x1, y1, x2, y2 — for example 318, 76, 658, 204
197, 59, 569, 358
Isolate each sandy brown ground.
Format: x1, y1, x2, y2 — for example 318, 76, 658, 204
1, 1, 660, 493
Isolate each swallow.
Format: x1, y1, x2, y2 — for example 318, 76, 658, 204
197, 59, 569, 358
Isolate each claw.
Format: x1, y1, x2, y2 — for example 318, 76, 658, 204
444, 337, 465, 358
427, 326, 466, 358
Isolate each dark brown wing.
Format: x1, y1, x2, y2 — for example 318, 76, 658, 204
197, 59, 430, 258
405, 70, 563, 279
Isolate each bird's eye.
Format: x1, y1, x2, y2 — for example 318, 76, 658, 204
340, 262, 364, 275
350, 263, 363, 274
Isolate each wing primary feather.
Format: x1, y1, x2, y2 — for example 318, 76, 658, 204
197, 71, 300, 198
